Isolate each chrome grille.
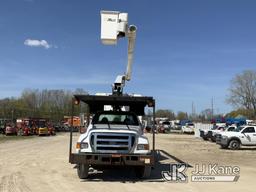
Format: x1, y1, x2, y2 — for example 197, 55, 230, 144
215, 134, 222, 142
91, 133, 135, 153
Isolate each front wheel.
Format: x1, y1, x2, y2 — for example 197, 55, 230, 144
135, 165, 151, 179
77, 164, 89, 179
211, 136, 216, 142
229, 140, 240, 150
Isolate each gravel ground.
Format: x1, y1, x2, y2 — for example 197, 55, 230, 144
0, 132, 255, 192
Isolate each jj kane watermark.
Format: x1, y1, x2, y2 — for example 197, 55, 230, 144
162, 163, 240, 182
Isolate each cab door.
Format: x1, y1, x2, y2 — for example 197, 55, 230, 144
241, 127, 256, 145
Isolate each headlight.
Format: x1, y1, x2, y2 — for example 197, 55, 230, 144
222, 135, 228, 139
137, 144, 149, 150
76, 142, 88, 149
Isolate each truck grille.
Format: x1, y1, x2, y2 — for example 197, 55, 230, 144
207, 130, 212, 138
90, 133, 135, 153
199, 130, 205, 137
215, 134, 222, 142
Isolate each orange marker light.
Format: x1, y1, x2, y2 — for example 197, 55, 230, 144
76, 143, 81, 149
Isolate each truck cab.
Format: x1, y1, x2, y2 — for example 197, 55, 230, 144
216, 126, 256, 149
77, 111, 149, 155
69, 94, 156, 180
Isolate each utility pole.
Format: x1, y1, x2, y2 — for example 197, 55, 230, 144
192, 101, 196, 120
11, 109, 14, 122
211, 97, 214, 119
192, 102, 194, 120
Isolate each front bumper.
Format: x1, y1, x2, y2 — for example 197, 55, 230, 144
38, 129, 48, 135
69, 152, 155, 166
216, 137, 228, 146
6, 131, 16, 134
183, 128, 194, 133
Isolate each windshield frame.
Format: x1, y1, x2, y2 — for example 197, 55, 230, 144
92, 111, 140, 126
233, 126, 244, 132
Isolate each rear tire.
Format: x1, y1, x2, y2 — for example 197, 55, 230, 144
229, 140, 240, 150
77, 164, 89, 179
135, 165, 151, 179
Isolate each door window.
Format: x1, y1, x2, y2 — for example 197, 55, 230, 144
242, 127, 255, 133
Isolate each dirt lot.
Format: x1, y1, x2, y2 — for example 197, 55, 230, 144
0, 133, 256, 192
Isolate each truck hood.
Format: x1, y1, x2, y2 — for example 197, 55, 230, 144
220, 131, 241, 137
90, 124, 142, 134
212, 129, 223, 134
88, 128, 139, 134
78, 126, 142, 143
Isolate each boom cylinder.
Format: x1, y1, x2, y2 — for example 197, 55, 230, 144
125, 25, 137, 81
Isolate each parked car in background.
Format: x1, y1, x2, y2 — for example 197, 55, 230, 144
209, 126, 225, 142
172, 122, 182, 130
63, 124, 70, 132
216, 126, 256, 149
0, 119, 8, 134
200, 126, 215, 140
37, 119, 49, 136
5, 123, 17, 136
182, 123, 195, 134
213, 125, 237, 142
157, 121, 171, 133
201, 126, 233, 141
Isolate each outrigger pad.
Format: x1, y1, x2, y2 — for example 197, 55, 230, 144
74, 95, 155, 116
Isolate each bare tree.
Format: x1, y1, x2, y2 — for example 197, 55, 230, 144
176, 111, 188, 120
201, 108, 213, 120
227, 70, 256, 117
0, 88, 89, 121
155, 109, 175, 120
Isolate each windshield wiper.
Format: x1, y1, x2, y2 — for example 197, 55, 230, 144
106, 121, 110, 129
124, 122, 130, 130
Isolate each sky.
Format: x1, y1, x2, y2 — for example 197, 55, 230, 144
0, 0, 256, 114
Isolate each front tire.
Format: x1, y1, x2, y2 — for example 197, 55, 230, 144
77, 164, 89, 179
229, 140, 240, 150
135, 165, 151, 179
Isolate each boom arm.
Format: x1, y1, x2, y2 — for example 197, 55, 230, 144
100, 11, 137, 95
125, 25, 137, 81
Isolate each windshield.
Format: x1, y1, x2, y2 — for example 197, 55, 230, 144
234, 126, 244, 132
162, 122, 170, 125
93, 112, 139, 126
38, 121, 46, 128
